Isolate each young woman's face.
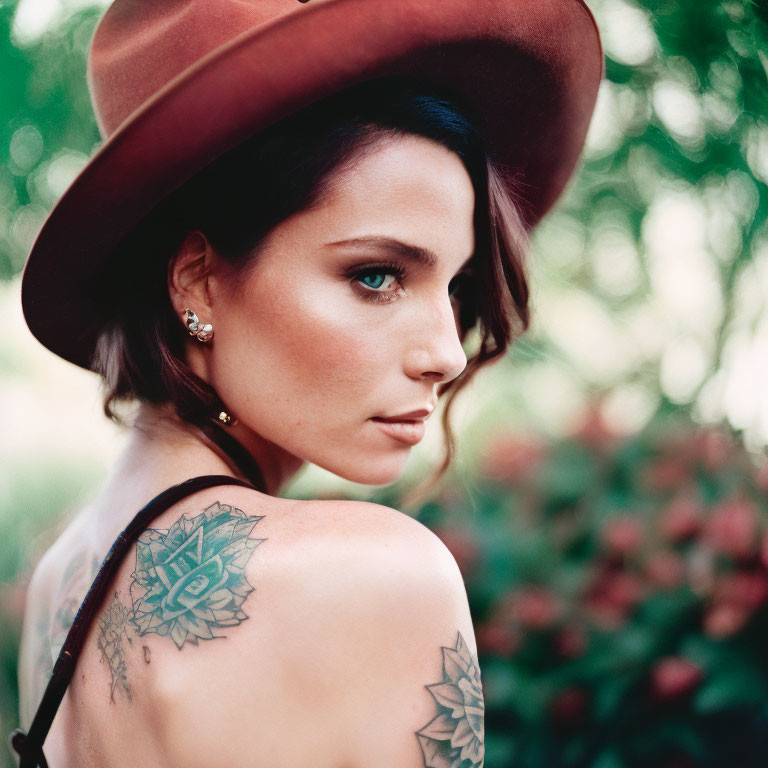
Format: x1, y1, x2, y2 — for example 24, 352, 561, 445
195, 134, 475, 486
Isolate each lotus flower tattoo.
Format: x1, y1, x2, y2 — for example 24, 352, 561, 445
129, 501, 267, 649
416, 631, 485, 768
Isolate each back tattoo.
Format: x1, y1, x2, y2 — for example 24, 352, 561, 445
85, 500, 485, 765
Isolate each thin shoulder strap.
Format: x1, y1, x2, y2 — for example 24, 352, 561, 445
9, 474, 259, 768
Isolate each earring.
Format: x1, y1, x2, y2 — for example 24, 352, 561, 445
184, 308, 214, 342
217, 410, 238, 427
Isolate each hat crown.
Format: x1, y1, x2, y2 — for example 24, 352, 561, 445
23, 0, 603, 371
87, 0, 303, 138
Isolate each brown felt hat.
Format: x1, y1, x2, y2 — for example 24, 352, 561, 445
20, 0, 603, 371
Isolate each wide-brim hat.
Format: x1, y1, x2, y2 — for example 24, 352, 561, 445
20, 0, 603, 371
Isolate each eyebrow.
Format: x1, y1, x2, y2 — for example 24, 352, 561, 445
325, 235, 474, 272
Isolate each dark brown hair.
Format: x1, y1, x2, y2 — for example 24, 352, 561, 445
91, 76, 531, 503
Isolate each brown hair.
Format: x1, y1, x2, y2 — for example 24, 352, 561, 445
90, 76, 531, 504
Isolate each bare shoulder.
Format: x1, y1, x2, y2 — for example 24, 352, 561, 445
303, 498, 484, 767
50, 489, 482, 767
288, 496, 475, 631
149, 494, 484, 768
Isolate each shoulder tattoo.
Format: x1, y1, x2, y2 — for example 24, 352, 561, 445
128, 500, 267, 649
416, 630, 485, 768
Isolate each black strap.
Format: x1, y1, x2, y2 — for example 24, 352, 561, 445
9, 473, 260, 768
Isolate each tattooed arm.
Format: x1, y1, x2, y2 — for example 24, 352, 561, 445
319, 512, 485, 768
108, 498, 484, 768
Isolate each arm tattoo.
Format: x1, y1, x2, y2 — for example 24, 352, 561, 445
128, 501, 267, 649
416, 631, 485, 768
96, 591, 133, 703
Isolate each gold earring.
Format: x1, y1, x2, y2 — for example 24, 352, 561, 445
217, 410, 237, 426
184, 308, 214, 342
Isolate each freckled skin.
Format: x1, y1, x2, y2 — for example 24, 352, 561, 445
19, 136, 485, 767
171, 134, 475, 487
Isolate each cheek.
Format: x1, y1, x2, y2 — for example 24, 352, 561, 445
212, 277, 389, 410
284, 292, 371, 373
274, 282, 383, 381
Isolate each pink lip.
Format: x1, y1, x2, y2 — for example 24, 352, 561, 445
373, 408, 433, 422
370, 417, 426, 445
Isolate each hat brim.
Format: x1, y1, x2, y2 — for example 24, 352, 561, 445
21, 0, 603, 371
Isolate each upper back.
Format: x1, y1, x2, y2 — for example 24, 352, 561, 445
18, 484, 483, 768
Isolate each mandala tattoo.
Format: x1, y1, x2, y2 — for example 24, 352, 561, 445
416, 631, 485, 768
97, 592, 133, 703
129, 501, 267, 649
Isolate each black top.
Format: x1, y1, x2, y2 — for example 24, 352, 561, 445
9, 418, 267, 768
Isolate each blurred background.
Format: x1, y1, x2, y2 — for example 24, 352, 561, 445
2, 0, 768, 765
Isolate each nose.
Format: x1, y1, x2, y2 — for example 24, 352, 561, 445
403, 293, 468, 384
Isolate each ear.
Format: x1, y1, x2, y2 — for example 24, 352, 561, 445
167, 230, 218, 327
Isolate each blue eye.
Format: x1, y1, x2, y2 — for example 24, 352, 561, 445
352, 263, 405, 303
359, 272, 392, 290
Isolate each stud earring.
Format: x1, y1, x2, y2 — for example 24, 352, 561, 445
184, 308, 214, 342
217, 410, 237, 426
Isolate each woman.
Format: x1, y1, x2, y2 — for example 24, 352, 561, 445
12, 0, 603, 765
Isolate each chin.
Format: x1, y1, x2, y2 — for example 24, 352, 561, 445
321, 452, 410, 487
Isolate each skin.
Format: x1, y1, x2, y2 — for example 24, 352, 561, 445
19, 133, 484, 767
168, 132, 474, 490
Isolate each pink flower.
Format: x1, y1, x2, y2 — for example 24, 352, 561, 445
602, 515, 645, 556
475, 620, 521, 658
501, 586, 562, 631
658, 492, 702, 541
480, 432, 547, 485
584, 569, 645, 629
702, 496, 758, 559
642, 457, 691, 492
754, 459, 768, 494
601, 570, 645, 608
703, 567, 768, 636
644, 551, 686, 589
434, 525, 481, 575
714, 569, 768, 611
703, 602, 750, 638
695, 427, 735, 472
555, 624, 588, 659
569, 402, 619, 452
550, 687, 590, 726
651, 656, 703, 702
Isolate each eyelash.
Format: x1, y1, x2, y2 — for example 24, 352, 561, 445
351, 261, 473, 305
351, 262, 407, 303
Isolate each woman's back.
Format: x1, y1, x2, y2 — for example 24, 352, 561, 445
18, 477, 482, 768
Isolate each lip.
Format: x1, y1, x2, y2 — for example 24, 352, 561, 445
370, 418, 426, 446
372, 408, 434, 422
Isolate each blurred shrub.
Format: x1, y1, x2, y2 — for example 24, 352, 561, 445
402, 401, 768, 767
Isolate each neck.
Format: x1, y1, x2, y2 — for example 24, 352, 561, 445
126, 401, 305, 496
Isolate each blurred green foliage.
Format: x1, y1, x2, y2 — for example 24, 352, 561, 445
0, 1, 102, 278
2, 0, 768, 766
557, 0, 768, 408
